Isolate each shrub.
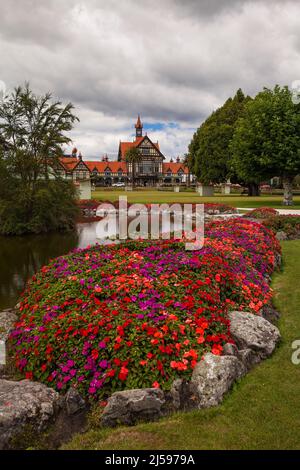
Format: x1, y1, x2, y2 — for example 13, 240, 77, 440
244, 207, 279, 219
0, 180, 79, 235
262, 215, 300, 239
10, 219, 280, 400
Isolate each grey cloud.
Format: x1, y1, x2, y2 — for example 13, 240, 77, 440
0, 0, 300, 158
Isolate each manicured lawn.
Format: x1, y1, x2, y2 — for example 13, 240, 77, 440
63, 240, 300, 450
92, 189, 300, 209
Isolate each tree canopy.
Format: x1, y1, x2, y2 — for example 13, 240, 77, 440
231, 85, 300, 205
0, 84, 79, 234
188, 89, 251, 185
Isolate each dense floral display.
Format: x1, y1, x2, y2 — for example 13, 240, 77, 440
78, 200, 237, 221
10, 219, 280, 400
244, 207, 279, 219
262, 215, 300, 239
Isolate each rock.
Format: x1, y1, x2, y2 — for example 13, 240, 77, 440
274, 252, 282, 268
228, 311, 281, 359
64, 388, 87, 416
0, 379, 60, 449
169, 379, 195, 410
189, 353, 246, 408
237, 348, 261, 370
0, 310, 18, 377
0, 309, 17, 343
222, 342, 239, 356
260, 304, 280, 325
101, 388, 166, 427
276, 231, 288, 241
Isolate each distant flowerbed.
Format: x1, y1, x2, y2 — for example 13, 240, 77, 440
244, 207, 279, 219
77, 200, 237, 219
262, 215, 300, 239
10, 219, 280, 400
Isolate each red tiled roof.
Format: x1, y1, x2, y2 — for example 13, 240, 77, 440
119, 136, 161, 160
162, 162, 189, 175
60, 157, 79, 171
85, 161, 127, 174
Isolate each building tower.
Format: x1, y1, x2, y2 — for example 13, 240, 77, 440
135, 114, 143, 139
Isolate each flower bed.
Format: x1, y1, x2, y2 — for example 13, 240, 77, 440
77, 201, 237, 222
10, 219, 280, 401
244, 207, 279, 219
262, 215, 300, 239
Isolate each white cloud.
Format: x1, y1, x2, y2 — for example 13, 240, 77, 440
1, 0, 300, 159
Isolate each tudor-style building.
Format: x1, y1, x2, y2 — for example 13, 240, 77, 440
118, 115, 165, 186
57, 116, 194, 187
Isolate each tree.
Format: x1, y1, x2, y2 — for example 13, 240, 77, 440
125, 147, 142, 188
188, 89, 252, 190
0, 84, 79, 234
231, 85, 300, 205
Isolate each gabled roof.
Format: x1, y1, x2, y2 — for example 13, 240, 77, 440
85, 161, 128, 174
162, 162, 189, 174
119, 135, 163, 161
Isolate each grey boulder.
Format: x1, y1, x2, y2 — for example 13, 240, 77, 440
0, 379, 60, 449
190, 353, 246, 408
101, 388, 166, 427
228, 310, 280, 359
0, 309, 17, 343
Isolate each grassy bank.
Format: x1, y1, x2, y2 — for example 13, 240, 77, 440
63, 240, 300, 450
92, 190, 300, 209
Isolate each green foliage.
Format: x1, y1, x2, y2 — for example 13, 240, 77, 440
0, 180, 79, 235
188, 89, 250, 184
0, 84, 79, 235
125, 147, 142, 187
262, 215, 300, 239
231, 85, 300, 184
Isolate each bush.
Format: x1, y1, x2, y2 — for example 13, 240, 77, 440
10, 219, 280, 400
244, 207, 279, 219
0, 180, 79, 235
262, 215, 300, 239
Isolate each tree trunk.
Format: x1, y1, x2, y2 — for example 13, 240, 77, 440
247, 182, 260, 196
282, 176, 294, 206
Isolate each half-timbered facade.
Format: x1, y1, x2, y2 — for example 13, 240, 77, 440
57, 116, 193, 187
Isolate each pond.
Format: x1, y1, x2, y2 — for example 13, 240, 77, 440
0, 222, 103, 310
0, 215, 185, 310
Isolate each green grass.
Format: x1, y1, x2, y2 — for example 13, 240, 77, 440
92, 189, 300, 209
62, 240, 300, 450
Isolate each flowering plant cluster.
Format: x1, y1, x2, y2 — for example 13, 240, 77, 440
262, 215, 300, 239
10, 219, 280, 400
244, 207, 279, 219
78, 200, 237, 221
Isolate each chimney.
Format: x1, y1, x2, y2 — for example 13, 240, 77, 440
176, 156, 180, 163
71, 147, 77, 158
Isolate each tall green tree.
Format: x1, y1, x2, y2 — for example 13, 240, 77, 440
0, 84, 79, 234
231, 85, 300, 205
188, 89, 251, 189
125, 147, 142, 188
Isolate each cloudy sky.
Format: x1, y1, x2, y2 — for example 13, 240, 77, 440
1, 0, 300, 160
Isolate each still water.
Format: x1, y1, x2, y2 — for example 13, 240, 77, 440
0, 222, 102, 310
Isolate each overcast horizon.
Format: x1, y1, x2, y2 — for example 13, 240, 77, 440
1, 0, 300, 161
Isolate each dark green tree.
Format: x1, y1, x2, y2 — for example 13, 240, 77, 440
0, 84, 79, 234
188, 89, 252, 191
231, 85, 300, 205
125, 147, 142, 188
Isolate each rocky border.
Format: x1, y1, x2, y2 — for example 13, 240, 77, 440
0, 300, 281, 447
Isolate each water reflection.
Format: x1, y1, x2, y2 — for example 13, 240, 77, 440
0, 215, 189, 309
